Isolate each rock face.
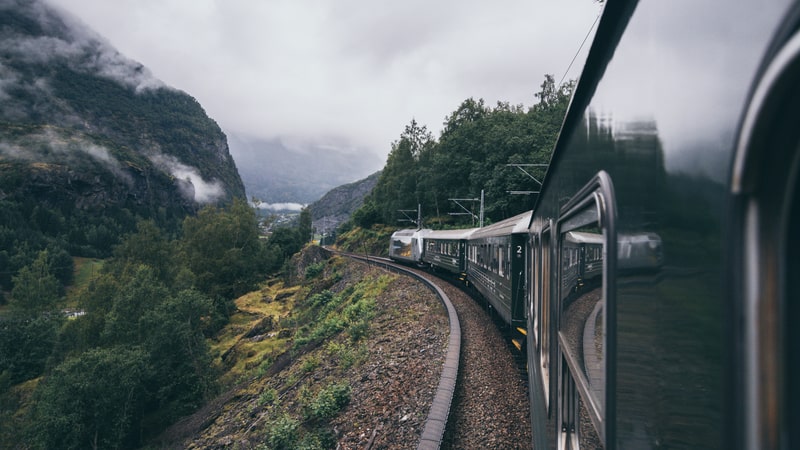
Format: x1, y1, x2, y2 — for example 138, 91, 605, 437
309, 171, 380, 233
0, 0, 245, 234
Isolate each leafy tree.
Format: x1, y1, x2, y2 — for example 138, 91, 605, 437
101, 266, 169, 346
10, 249, 60, 313
47, 246, 74, 288
29, 346, 149, 450
139, 289, 216, 419
112, 219, 178, 284
297, 207, 313, 246
30, 206, 64, 235
267, 226, 303, 262
366, 119, 434, 224
351, 200, 381, 228
181, 199, 264, 300
0, 314, 61, 389
352, 74, 575, 226
51, 313, 105, 365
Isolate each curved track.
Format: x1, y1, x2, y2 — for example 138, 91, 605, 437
332, 251, 461, 450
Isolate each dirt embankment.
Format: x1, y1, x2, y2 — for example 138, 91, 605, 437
155, 247, 449, 449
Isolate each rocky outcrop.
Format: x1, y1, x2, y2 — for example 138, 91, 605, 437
309, 171, 380, 233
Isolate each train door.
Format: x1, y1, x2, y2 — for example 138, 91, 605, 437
556, 172, 617, 450
731, 22, 800, 450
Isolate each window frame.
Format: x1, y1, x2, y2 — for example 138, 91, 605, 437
556, 171, 618, 447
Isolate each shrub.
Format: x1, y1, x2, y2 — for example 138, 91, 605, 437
304, 261, 326, 279
264, 414, 299, 449
343, 297, 376, 323
348, 320, 370, 342
308, 290, 333, 308
300, 355, 320, 373
305, 382, 351, 421
258, 388, 277, 406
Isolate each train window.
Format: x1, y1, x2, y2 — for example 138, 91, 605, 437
498, 245, 504, 277
557, 172, 617, 448
506, 244, 512, 280
540, 224, 552, 411
529, 234, 539, 350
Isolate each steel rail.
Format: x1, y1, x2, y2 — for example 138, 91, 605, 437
329, 249, 461, 450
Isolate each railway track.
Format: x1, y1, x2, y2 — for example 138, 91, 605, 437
335, 252, 460, 450
333, 250, 531, 449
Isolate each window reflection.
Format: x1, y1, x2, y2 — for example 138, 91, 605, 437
540, 228, 552, 408
560, 225, 605, 418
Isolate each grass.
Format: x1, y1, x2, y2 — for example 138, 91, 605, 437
211, 280, 300, 385
193, 253, 397, 447
334, 224, 395, 256
71, 257, 105, 289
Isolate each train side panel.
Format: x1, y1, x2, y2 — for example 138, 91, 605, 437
421, 228, 478, 274
525, 0, 798, 448
465, 212, 531, 329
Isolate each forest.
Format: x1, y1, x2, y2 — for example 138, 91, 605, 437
351, 74, 574, 229
0, 73, 571, 448
0, 200, 313, 448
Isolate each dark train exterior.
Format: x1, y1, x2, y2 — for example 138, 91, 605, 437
525, 0, 800, 448
386, 0, 799, 447
465, 212, 531, 335
421, 228, 478, 274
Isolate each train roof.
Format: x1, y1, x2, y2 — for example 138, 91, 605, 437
468, 211, 532, 239
391, 228, 432, 238
425, 228, 479, 240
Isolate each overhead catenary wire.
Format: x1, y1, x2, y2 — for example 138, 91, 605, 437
558, 8, 603, 87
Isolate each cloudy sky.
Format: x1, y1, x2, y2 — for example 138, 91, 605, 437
46, 0, 602, 169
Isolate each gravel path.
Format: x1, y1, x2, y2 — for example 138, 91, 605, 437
401, 267, 532, 449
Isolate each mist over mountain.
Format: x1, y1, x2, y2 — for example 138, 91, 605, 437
0, 0, 245, 255
227, 132, 382, 209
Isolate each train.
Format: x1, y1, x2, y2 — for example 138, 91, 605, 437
388, 0, 800, 448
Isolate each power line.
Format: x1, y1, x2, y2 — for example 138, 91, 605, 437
558, 9, 602, 87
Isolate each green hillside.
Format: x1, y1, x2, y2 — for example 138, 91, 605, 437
0, 0, 245, 265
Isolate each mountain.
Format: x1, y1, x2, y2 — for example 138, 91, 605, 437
0, 0, 245, 255
308, 171, 380, 235
227, 132, 382, 207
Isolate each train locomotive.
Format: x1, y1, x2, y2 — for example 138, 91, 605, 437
388, 0, 800, 447
387, 228, 431, 265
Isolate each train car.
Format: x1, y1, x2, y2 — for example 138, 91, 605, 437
560, 231, 603, 299
465, 211, 532, 335
421, 228, 478, 275
525, 1, 800, 449
388, 228, 431, 264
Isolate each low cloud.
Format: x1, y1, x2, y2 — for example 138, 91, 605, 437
0, 1, 166, 93
253, 202, 305, 212
0, 129, 133, 185
0, 63, 18, 101
148, 153, 224, 204
44, 0, 603, 162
